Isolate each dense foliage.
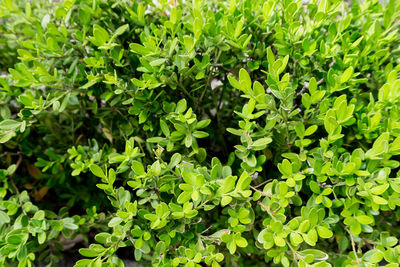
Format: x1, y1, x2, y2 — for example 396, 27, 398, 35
1, 0, 400, 266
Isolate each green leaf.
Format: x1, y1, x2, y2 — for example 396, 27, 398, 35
316, 226, 333, 238
308, 77, 317, 94
365, 132, 389, 159
38, 232, 46, 245
0, 119, 20, 130
356, 215, 373, 225
252, 137, 272, 149
368, 250, 384, 263
132, 161, 145, 176
90, 165, 106, 179
176, 99, 187, 113
0, 211, 10, 226
75, 259, 93, 267
0, 131, 15, 143
196, 119, 211, 129
147, 136, 166, 143
295, 122, 305, 138
340, 66, 353, 84
372, 195, 388, 205
370, 184, 389, 195
267, 47, 275, 66
182, 169, 196, 185
150, 58, 167, 67
253, 81, 265, 98
290, 232, 303, 246
235, 236, 248, 247
178, 191, 192, 204
228, 75, 240, 89
114, 24, 129, 36
218, 176, 237, 195
79, 248, 99, 258
92, 24, 109, 46
108, 217, 122, 227
183, 35, 194, 51
299, 220, 310, 233
304, 125, 318, 136
160, 120, 170, 137
239, 68, 251, 92
236, 171, 251, 191
278, 159, 292, 177
169, 153, 182, 168
63, 218, 78, 230
221, 196, 232, 206
192, 131, 209, 138
309, 181, 320, 194
234, 17, 244, 39
130, 43, 153, 55
299, 249, 328, 261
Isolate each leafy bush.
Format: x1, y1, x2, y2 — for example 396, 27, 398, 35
1, 0, 400, 266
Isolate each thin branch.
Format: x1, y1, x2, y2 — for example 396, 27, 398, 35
253, 179, 272, 189
346, 228, 361, 266
111, 106, 146, 154
297, 78, 324, 96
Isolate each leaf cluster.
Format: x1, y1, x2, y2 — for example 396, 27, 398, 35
1, 0, 400, 266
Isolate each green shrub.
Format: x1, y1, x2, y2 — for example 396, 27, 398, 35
1, 0, 400, 266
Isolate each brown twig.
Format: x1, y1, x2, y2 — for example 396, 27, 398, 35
346, 228, 361, 266
253, 179, 272, 189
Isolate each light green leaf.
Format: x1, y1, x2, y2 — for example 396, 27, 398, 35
132, 161, 145, 176
356, 215, 373, 225
372, 195, 388, 205
90, 165, 106, 179
340, 66, 353, 84
0, 119, 20, 130
239, 68, 251, 92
